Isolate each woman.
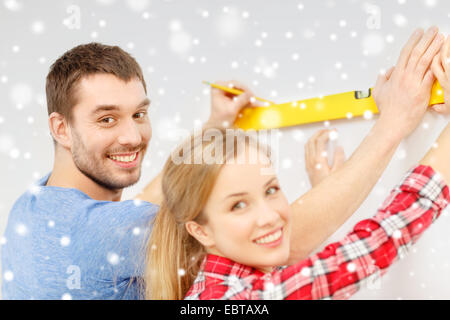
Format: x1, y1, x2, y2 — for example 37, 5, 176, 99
144, 36, 450, 300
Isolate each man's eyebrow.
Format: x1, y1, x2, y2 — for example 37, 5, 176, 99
137, 98, 151, 109
91, 98, 151, 115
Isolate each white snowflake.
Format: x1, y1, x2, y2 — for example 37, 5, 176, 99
300, 267, 311, 277
132, 227, 141, 235
281, 158, 292, 169
396, 148, 407, 160
10, 83, 33, 108
3, 270, 14, 282
303, 28, 315, 39
424, 0, 437, 7
386, 34, 395, 43
4, 0, 22, 11
363, 110, 373, 120
9, 148, 20, 159
31, 20, 45, 34
125, 0, 149, 12
292, 129, 305, 142
216, 6, 242, 39
28, 184, 41, 195
107, 252, 120, 265
15, 223, 28, 236
393, 230, 402, 239
361, 33, 385, 56
329, 130, 338, 141
197, 9, 209, 18
60, 236, 71, 247
61, 293, 72, 300
393, 14, 408, 27
346, 263, 356, 272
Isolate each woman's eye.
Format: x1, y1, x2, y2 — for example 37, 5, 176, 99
266, 186, 279, 195
231, 201, 246, 211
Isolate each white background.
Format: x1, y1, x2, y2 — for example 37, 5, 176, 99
1, 0, 450, 299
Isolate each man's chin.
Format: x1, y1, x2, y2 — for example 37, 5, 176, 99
108, 170, 142, 189
79, 165, 142, 191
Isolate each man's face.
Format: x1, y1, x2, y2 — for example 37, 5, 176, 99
69, 73, 151, 190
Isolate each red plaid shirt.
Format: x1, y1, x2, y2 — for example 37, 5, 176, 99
185, 165, 450, 300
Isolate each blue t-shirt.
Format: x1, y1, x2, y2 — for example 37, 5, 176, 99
1, 173, 159, 300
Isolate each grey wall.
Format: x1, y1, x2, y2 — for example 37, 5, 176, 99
1, 0, 450, 299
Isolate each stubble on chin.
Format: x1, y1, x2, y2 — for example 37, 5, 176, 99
73, 146, 143, 191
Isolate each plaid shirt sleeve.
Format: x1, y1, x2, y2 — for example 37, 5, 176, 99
185, 165, 450, 300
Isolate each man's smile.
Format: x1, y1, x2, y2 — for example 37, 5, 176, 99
107, 151, 140, 168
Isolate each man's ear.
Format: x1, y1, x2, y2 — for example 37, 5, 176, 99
48, 112, 72, 149
185, 221, 215, 248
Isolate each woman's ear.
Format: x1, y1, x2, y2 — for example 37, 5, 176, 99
48, 112, 72, 149
185, 221, 215, 248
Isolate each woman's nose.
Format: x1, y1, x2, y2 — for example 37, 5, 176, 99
256, 202, 280, 228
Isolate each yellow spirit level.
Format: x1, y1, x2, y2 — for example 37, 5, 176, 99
233, 81, 444, 130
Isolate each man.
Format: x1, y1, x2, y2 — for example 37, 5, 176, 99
1, 26, 443, 299
1, 43, 257, 299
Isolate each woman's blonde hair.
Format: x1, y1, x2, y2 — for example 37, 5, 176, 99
144, 126, 271, 299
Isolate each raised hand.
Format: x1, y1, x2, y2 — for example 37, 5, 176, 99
431, 35, 450, 114
305, 129, 346, 188
206, 80, 259, 128
372, 27, 444, 139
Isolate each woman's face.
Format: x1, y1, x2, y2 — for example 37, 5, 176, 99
193, 147, 292, 272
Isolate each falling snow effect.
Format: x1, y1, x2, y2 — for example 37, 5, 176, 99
0, 0, 449, 301
107, 252, 120, 265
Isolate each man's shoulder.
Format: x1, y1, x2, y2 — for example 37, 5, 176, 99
9, 179, 158, 221
7, 181, 91, 223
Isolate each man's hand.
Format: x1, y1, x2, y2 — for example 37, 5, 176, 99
373, 26, 444, 139
431, 35, 450, 114
305, 129, 345, 188
205, 80, 258, 128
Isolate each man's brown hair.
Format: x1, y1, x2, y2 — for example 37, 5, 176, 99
46, 42, 147, 123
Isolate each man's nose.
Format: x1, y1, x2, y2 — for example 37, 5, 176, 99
117, 119, 142, 147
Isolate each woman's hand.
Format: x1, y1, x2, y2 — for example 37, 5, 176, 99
305, 129, 346, 188
431, 35, 450, 114
372, 27, 444, 139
